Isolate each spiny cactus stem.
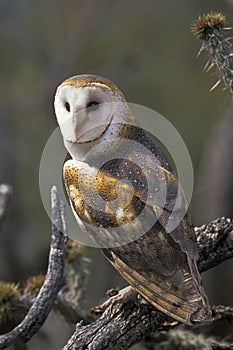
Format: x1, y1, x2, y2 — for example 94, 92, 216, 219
192, 13, 233, 93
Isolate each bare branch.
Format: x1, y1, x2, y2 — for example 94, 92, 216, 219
63, 217, 233, 350
0, 183, 13, 232
0, 186, 68, 349
63, 301, 233, 350
212, 305, 233, 322
63, 301, 171, 350
211, 341, 233, 350
196, 217, 233, 272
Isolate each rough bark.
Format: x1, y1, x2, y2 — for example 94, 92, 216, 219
0, 187, 68, 349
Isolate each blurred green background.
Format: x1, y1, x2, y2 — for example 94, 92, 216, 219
0, 1, 232, 349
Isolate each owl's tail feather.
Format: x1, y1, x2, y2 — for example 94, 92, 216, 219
108, 251, 212, 325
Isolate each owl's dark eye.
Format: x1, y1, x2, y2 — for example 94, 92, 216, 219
86, 101, 99, 111
64, 102, 70, 112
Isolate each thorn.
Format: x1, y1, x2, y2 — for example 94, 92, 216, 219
196, 45, 205, 58
203, 59, 210, 71
203, 60, 215, 73
206, 63, 215, 73
209, 80, 221, 91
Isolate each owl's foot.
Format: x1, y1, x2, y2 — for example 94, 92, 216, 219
91, 285, 137, 315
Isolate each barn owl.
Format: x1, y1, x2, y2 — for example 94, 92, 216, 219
54, 74, 212, 324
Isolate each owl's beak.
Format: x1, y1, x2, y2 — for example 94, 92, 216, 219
59, 114, 77, 143
72, 109, 88, 142
60, 108, 85, 143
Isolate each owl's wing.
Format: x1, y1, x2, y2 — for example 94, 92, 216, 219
63, 159, 211, 324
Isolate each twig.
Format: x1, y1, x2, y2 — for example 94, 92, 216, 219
196, 217, 233, 272
0, 186, 68, 349
0, 183, 13, 232
212, 305, 233, 322
211, 342, 233, 350
63, 217, 233, 350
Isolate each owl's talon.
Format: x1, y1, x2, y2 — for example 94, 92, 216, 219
91, 305, 103, 315
92, 286, 136, 315
106, 288, 119, 298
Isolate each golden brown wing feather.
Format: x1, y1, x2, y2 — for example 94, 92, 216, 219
63, 159, 211, 324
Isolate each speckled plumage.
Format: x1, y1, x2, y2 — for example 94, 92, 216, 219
55, 74, 212, 324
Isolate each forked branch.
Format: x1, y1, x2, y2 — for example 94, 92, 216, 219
63, 217, 233, 350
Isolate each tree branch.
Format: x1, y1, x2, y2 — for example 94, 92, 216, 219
0, 183, 13, 233
196, 217, 233, 273
0, 186, 68, 349
63, 217, 233, 350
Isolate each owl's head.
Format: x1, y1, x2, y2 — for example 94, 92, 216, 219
54, 74, 131, 147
